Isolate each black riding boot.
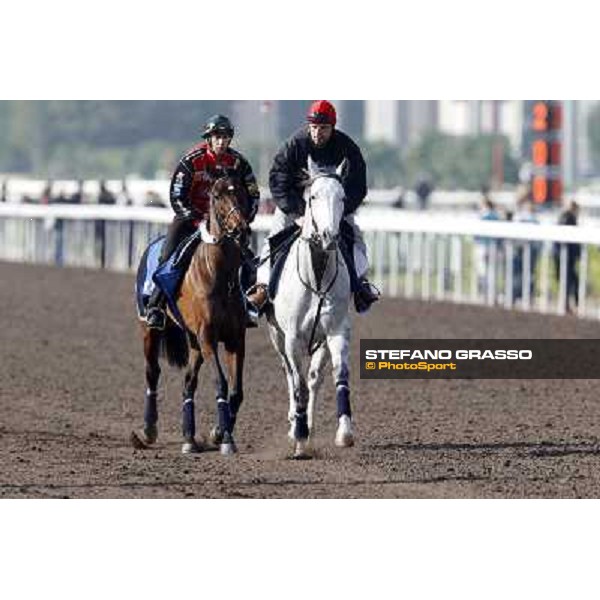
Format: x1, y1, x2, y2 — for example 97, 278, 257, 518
145, 216, 197, 330
145, 286, 167, 330
339, 236, 380, 314
354, 278, 380, 314
241, 244, 260, 328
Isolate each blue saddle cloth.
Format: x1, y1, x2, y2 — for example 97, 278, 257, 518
135, 235, 164, 317
135, 231, 203, 329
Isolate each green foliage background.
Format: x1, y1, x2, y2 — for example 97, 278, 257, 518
0, 101, 520, 188
0, 101, 224, 178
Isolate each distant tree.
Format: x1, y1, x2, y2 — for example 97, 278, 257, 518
361, 140, 404, 188
0, 102, 520, 185
405, 131, 518, 190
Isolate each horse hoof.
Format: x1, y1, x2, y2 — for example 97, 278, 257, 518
335, 415, 354, 448
181, 440, 203, 455
293, 440, 312, 460
219, 431, 237, 456
130, 429, 156, 449
209, 425, 223, 447
220, 442, 238, 456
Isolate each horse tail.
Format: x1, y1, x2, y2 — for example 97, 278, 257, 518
160, 321, 189, 369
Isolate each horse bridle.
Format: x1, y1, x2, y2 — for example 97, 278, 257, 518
218, 204, 244, 238
303, 172, 343, 247
210, 182, 247, 244
298, 173, 344, 354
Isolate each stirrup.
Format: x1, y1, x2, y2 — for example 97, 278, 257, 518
146, 307, 166, 330
354, 280, 380, 314
246, 283, 269, 313
246, 307, 259, 328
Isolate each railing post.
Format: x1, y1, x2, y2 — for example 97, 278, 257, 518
504, 239, 513, 310
54, 218, 64, 267
523, 242, 532, 311
436, 234, 444, 301
487, 240, 497, 306
540, 241, 550, 313
452, 236, 462, 303
406, 233, 414, 298
470, 237, 478, 303
578, 244, 588, 318
388, 232, 399, 297
422, 233, 431, 300
558, 243, 568, 315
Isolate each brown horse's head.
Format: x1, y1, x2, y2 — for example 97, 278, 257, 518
210, 176, 250, 242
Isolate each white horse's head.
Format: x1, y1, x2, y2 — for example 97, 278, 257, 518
303, 156, 347, 251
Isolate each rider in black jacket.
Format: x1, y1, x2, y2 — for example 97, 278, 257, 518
269, 122, 367, 217
247, 100, 379, 315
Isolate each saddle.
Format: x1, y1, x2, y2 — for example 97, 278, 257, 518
267, 220, 361, 301
136, 230, 203, 328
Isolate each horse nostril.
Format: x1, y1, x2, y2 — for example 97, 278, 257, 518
321, 232, 335, 251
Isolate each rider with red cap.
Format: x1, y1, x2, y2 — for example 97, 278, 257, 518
246, 100, 379, 318
145, 114, 260, 330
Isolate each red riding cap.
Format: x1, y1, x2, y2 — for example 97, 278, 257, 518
307, 100, 337, 126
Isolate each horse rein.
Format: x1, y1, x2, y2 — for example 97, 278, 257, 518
297, 244, 339, 356
303, 173, 345, 248
199, 183, 247, 296
298, 190, 342, 355
210, 184, 247, 245
217, 204, 244, 240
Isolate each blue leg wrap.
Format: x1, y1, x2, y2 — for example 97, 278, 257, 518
144, 389, 158, 426
294, 412, 309, 440
336, 383, 351, 419
217, 398, 232, 435
182, 397, 195, 439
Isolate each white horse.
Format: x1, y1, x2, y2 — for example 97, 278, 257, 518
266, 157, 354, 459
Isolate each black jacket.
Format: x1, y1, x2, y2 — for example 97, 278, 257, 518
269, 127, 367, 216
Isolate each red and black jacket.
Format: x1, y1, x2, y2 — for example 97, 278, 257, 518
169, 142, 260, 221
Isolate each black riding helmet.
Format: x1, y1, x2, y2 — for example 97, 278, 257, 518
202, 114, 234, 139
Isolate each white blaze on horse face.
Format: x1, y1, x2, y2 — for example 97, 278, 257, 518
308, 176, 345, 250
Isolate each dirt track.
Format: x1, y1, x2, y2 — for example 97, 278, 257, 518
1, 261, 600, 498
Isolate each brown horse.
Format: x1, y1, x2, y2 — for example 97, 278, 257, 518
131, 176, 250, 455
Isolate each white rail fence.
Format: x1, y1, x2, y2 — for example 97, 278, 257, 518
2, 204, 600, 319
6, 177, 600, 215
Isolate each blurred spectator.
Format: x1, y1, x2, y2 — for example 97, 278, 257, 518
475, 197, 500, 299
116, 180, 133, 206
41, 180, 53, 205
480, 184, 492, 201
94, 181, 115, 269
1, 180, 7, 202
553, 200, 581, 314
513, 197, 540, 303
97, 180, 116, 205
52, 191, 68, 204
415, 174, 433, 210
144, 190, 167, 208
392, 186, 405, 209
68, 180, 85, 204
